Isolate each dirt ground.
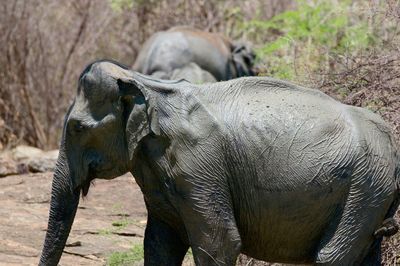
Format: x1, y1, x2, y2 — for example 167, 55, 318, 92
0, 172, 149, 266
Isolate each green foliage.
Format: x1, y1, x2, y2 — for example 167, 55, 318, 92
98, 217, 133, 236
109, 0, 133, 12
98, 228, 113, 236
107, 244, 144, 265
245, 0, 375, 80
186, 247, 193, 257
109, 0, 160, 12
112, 218, 131, 229
107, 245, 193, 265
112, 219, 130, 229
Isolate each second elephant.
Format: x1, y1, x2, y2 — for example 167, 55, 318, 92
133, 26, 255, 81
170, 62, 216, 84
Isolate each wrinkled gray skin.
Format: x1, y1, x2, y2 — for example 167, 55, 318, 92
133, 26, 255, 81
40, 60, 400, 266
170, 62, 217, 84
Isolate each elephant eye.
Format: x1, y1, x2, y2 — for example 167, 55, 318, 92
75, 122, 85, 132
68, 120, 86, 134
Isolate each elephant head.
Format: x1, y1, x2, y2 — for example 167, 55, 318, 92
39, 60, 161, 265
231, 42, 256, 77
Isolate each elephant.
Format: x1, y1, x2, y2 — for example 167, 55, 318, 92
39, 59, 400, 266
170, 62, 217, 84
133, 26, 255, 81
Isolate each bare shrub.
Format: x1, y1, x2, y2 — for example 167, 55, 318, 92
317, 51, 400, 143
0, 0, 291, 150
0, 0, 113, 149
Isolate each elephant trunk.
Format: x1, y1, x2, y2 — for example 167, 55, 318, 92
39, 144, 80, 266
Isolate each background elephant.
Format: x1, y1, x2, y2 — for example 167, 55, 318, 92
170, 62, 217, 84
133, 26, 255, 81
40, 60, 399, 266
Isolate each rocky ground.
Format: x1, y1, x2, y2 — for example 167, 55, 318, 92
0, 172, 149, 265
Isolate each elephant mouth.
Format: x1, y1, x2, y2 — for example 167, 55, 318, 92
88, 165, 117, 180
88, 164, 98, 179
81, 165, 99, 196
82, 164, 122, 196
81, 178, 92, 196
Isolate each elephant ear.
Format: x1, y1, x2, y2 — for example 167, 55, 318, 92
117, 77, 160, 160
231, 42, 256, 77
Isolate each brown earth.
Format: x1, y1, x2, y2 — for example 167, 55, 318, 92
0, 172, 148, 266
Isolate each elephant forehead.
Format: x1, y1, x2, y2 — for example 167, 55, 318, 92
97, 62, 131, 79
80, 64, 122, 100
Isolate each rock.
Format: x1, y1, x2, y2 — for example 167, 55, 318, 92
27, 151, 58, 173
0, 239, 40, 257
11, 146, 59, 173
12, 145, 43, 161
66, 241, 82, 247
0, 157, 19, 177
0, 154, 28, 177
43, 149, 59, 159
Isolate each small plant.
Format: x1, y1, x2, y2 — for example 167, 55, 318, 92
98, 217, 134, 237
98, 228, 113, 236
112, 220, 129, 227
112, 218, 132, 229
107, 244, 144, 266
107, 246, 195, 265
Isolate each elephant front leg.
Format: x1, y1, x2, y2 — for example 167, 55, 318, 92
177, 193, 242, 265
144, 215, 188, 266
189, 225, 242, 266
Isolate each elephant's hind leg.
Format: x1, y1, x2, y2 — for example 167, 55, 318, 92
362, 217, 399, 265
315, 176, 394, 265
360, 237, 382, 266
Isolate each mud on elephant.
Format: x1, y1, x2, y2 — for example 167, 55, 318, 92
40, 60, 400, 266
133, 26, 256, 82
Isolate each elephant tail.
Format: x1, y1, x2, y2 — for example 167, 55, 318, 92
393, 150, 400, 212
394, 152, 400, 213
374, 152, 400, 238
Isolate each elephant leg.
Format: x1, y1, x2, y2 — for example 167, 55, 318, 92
360, 237, 382, 266
144, 214, 188, 266
185, 214, 242, 266
315, 177, 392, 265
177, 192, 242, 265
